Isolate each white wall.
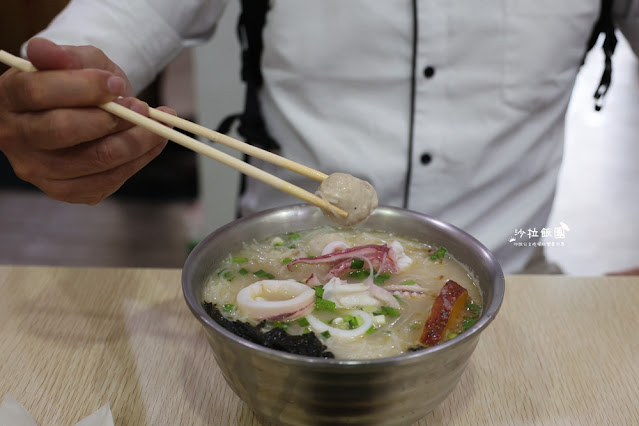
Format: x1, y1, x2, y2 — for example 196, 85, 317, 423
193, 1, 244, 234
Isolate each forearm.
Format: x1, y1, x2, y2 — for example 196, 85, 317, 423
25, 0, 228, 93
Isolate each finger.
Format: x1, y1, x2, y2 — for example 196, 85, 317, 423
26, 37, 133, 94
26, 37, 82, 71
14, 97, 139, 150
38, 138, 168, 205
2, 68, 125, 112
155, 105, 177, 119
14, 100, 167, 180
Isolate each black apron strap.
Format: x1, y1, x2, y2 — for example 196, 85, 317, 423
216, 0, 280, 153
585, 0, 617, 111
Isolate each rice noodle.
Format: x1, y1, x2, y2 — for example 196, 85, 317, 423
202, 226, 481, 359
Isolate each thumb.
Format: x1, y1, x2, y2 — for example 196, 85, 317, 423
25, 37, 134, 95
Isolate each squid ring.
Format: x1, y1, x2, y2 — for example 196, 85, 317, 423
236, 279, 316, 321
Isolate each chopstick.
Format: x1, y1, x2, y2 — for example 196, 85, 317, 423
147, 108, 328, 182
0, 50, 347, 218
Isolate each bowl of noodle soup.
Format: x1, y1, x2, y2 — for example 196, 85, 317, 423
182, 204, 504, 425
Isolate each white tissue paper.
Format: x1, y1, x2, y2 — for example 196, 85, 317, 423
0, 395, 114, 426
0, 395, 37, 426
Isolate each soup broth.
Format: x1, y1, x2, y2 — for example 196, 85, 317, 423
202, 226, 482, 359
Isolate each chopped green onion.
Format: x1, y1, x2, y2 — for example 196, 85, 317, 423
373, 272, 391, 285
314, 298, 336, 312
217, 269, 234, 281
314, 286, 325, 298
401, 280, 416, 286
223, 304, 235, 312
430, 247, 447, 260
462, 317, 478, 330
353, 315, 364, 327
466, 300, 481, 313
351, 258, 365, 269
380, 306, 400, 317
254, 270, 275, 279
287, 232, 301, 240
366, 326, 376, 334
393, 294, 405, 304
348, 270, 370, 280
321, 330, 331, 339
282, 257, 293, 265
288, 244, 297, 249
268, 321, 289, 330
232, 257, 249, 263
238, 268, 248, 275
297, 318, 310, 327
447, 332, 459, 340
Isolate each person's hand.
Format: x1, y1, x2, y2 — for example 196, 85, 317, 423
0, 37, 172, 204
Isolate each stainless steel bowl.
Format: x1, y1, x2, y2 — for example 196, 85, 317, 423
182, 205, 504, 426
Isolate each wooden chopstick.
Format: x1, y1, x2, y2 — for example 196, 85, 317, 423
0, 49, 347, 218
147, 108, 328, 182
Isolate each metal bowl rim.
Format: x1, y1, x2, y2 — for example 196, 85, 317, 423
182, 204, 505, 367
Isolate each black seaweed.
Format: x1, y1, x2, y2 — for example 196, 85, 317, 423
203, 302, 335, 358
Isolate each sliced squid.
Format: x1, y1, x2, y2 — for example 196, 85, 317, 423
288, 244, 398, 279
322, 277, 381, 309
306, 310, 374, 339
366, 279, 401, 309
321, 241, 350, 255
236, 279, 316, 321
389, 240, 413, 271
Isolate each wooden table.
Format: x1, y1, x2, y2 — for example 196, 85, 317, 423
1, 266, 637, 425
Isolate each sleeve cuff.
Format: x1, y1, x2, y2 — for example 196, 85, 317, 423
26, 0, 186, 94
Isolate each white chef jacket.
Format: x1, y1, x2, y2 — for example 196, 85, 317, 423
32, 0, 639, 273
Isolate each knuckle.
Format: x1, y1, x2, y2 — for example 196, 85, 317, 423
45, 186, 77, 204
83, 192, 109, 206
18, 77, 45, 109
46, 184, 107, 206
92, 141, 119, 169
46, 111, 76, 144
0, 70, 23, 110
81, 45, 108, 61
11, 159, 39, 182
104, 112, 123, 133
85, 197, 103, 206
